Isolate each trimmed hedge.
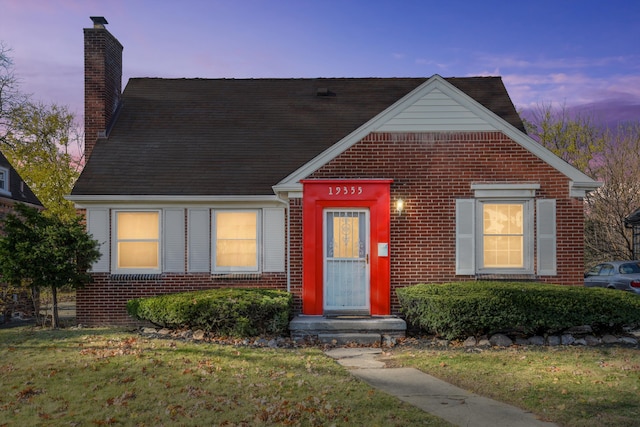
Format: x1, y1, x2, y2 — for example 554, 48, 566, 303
127, 288, 293, 337
397, 281, 640, 340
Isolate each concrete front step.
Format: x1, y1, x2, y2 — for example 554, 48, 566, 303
318, 333, 383, 345
289, 315, 406, 345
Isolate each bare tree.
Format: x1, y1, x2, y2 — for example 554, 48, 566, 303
0, 42, 28, 146
525, 104, 640, 269
585, 123, 640, 265
524, 102, 605, 177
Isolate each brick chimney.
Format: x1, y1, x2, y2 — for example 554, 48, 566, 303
84, 16, 123, 160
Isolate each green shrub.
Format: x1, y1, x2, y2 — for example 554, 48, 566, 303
397, 281, 640, 340
127, 288, 293, 337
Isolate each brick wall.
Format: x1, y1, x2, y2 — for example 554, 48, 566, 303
84, 25, 122, 160
76, 272, 287, 326
78, 131, 586, 324
294, 131, 585, 314
288, 198, 303, 313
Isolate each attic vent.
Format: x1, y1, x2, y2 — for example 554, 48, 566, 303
316, 88, 335, 97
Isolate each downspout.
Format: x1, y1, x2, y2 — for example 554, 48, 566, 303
287, 201, 291, 292
275, 190, 291, 292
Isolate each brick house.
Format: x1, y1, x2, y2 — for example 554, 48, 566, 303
70, 17, 600, 331
0, 150, 43, 321
625, 208, 640, 259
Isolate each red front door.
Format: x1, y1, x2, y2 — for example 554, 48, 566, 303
301, 179, 392, 315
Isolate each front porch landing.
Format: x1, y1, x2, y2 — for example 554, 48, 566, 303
289, 315, 406, 345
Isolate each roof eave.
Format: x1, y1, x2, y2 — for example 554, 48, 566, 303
66, 194, 286, 208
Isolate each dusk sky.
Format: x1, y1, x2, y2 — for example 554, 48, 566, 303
2, 0, 640, 120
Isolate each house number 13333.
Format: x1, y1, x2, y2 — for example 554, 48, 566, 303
328, 186, 363, 196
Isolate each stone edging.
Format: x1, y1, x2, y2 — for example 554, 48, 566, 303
137, 325, 640, 349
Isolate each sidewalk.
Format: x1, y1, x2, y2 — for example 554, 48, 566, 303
325, 348, 558, 427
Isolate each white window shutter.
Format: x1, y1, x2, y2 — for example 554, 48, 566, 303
87, 208, 109, 272
456, 199, 475, 275
263, 208, 285, 272
188, 208, 210, 272
537, 199, 557, 276
163, 209, 185, 272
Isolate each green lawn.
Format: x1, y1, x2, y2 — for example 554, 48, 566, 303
2, 325, 639, 427
0, 326, 449, 426
387, 341, 640, 427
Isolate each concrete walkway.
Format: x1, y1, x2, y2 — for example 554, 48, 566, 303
325, 348, 558, 427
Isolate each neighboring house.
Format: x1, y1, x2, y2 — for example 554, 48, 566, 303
625, 208, 640, 259
70, 17, 601, 328
0, 150, 44, 322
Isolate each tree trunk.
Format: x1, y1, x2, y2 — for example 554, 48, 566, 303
30, 286, 42, 326
51, 286, 59, 329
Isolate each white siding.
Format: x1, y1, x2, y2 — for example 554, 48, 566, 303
86, 208, 110, 272
537, 199, 557, 276
456, 199, 476, 275
188, 208, 210, 272
163, 208, 185, 272
263, 208, 286, 272
379, 88, 496, 132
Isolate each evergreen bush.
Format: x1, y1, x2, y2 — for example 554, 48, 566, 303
397, 281, 640, 340
127, 288, 293, 337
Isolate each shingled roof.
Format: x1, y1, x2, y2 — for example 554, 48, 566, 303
72, 77, 525, 196
0, 151, 42, 206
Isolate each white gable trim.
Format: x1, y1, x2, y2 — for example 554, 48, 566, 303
273, 74, 600, 197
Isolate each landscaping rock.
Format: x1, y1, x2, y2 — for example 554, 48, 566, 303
463, 336, 477, 347
573, 338, 587, 346
619, 336, 638, 345
514, 337, 529, 346
602, 334, 619, 344
528, 336, 545, 346
192, 329, 206, 340
547, 336, 561, 346
561, 334, 576, 345
382, 335, 397, 347
584, 335, 601, 346
477, 338, 491, 347
489, 334, 512, 347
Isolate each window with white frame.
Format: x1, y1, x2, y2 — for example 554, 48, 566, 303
0, 167, 9, 194
213, 210, 260, 272
114, 211, 161, 273
479, 201, 530, 271
456, 184, 556, 277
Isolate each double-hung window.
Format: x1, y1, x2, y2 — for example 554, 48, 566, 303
479, 201, 531, 272
456, 184, 556, 276
213, 210, 260, 272
114, 211, 161, 273
0, 167, 9, 195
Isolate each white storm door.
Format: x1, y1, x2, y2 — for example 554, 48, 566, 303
324, 209, 370, 313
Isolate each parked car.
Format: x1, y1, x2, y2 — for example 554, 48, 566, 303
584, 261, 640, 294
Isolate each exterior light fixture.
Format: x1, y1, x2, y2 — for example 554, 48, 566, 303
396, 198, 404, 215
